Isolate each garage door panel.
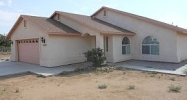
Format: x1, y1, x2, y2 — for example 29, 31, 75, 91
18, 39, 39, 64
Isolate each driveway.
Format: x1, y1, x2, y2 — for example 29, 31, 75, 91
0, 61, 90, 77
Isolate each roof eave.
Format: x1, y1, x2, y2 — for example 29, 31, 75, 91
49, 11, 58, 18
100, 32, 136, 36
48, 32, 81, 36
91, 6, 106, 17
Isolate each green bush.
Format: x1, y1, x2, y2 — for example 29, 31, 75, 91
98, 84, 107, 89
168, 85, 181, 93
84, 48, 106, 67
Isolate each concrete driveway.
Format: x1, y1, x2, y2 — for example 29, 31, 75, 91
0, 61, 90, 77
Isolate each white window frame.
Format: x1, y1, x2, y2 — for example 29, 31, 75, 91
122, 44, 130, 55
142, 36, 159, 55
122, 37, 130, 55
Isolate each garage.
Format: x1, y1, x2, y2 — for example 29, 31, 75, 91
18, 38, 39, 64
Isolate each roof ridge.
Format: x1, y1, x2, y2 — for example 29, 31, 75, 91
21, 15, 47, 18
56, 11, 89, 17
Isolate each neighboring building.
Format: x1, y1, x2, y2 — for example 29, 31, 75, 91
6, 7, 187, 67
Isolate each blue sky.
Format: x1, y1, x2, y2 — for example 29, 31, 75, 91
0, 0, 187, 34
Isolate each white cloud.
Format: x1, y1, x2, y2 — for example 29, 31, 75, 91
7, 0, 12, 6
0, 1, 5, 6
0, 0, 12, 7
0, 10, 20, 23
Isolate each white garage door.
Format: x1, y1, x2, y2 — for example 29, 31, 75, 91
18, 39, 39, 64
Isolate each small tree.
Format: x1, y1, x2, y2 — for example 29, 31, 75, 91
84, 48, 106, 67
0, 34, 11, 47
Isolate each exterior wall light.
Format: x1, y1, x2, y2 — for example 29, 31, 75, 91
41, 37, 45, 43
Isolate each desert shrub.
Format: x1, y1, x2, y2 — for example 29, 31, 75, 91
84, 48, 106, 67
168, 85, 181, 93
98, 84, 107, 89
169, 77, 175, 81
59, 71, 72, 75
128, 85, 135, 90
15, 88, 19, 93
74, 68, 85, 73
150, 74, 156, 77
183, 69, 187, 75
116, 67, 127, 71
147, 71, 158, 75
95, 67, 115, 73
37, 74, 46, 78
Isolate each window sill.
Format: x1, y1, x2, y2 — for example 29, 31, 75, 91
122, 54, 131, 55
141, 54, 159, 56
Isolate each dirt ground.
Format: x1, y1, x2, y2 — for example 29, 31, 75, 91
0, 70, 186, 100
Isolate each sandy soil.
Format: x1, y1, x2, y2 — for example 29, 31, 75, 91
0, 70, 186, 100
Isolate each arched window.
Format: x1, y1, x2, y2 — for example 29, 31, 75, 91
122, 37, 130, 54
142, 36, 159, 55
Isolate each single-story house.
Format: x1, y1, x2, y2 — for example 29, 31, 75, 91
6, 6, 187, 67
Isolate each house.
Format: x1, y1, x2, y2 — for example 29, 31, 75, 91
6, 7, 187, 67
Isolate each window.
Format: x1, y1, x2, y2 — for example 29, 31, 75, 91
23, 20, 27, 27
142, 36, 159, 55
122, 37, 130, 54
103, 10, 107, 17
106, 37, 108, 52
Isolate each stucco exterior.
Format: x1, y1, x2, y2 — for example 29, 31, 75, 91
45, 35, 95, 67
10, 18, 96, 67
10, 19, 49, 66
8, 7, 187, 67
177, 33, 187, 62
95, 9, 179, 63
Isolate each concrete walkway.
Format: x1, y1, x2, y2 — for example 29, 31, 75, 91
0, 60, 186, 77
109, 60, 187, 76
0, 61, 89, 77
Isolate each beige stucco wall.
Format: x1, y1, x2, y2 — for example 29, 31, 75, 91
10, 19, 50, 66
177, 33, 187, 62
95, 10, 179, 63
112, 35, 132, 62
53, 14, 104, 49
104, 35, 113, 62
46, 35, 95, 67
